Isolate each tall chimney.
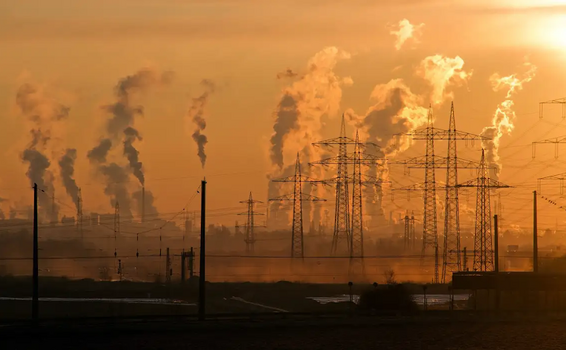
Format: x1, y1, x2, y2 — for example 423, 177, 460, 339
141, 186, 145, 223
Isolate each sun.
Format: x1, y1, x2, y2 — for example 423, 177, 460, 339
532, 15, 566, 50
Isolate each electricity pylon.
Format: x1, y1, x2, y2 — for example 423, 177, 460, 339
270, 153, 326, 258
351, 131, 364, 259
457, 149, 510, 271
532, 135, 566, 159
539, 97, 566, 119
404, 214, 410, 251
397, 103, 490, 283
77, 188, 83, 241
113, 201, 120, 258
309, 153, 384, 256
238, 192, 264, 255
310, 116, 380, 256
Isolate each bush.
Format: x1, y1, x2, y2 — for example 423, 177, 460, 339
358, 284, 419, 314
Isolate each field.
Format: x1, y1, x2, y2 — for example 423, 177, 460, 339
2, 315, 566, 349
0, 275, 457, 319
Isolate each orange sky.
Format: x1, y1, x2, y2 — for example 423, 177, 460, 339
1, 0, 566, 233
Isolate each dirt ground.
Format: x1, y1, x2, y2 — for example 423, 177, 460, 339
2, 316, 566, 350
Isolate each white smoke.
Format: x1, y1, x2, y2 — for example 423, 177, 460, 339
481, 61, 537, 178
416, 55, 472, 105
347, 78, 429, 227
268, 46, 351, 230
269, 46, 352, 171
390, 19, 424, 51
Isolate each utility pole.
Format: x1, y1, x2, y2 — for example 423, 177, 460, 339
271, 153, 325, 259
533, 190, 538, 273
238, 193, 264, 255
457, 149, 510, 272
198, 179, 206, 321
181, 247, 195, 283
32, 183, 39, 325
166, 247, 171, 284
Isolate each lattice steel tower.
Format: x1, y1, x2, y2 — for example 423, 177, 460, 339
442, 103, 461, 282
239, 193, 264, 255
458, 149, 510, 271
271, 153, 325, 258
310, 116, 380, 256
333, 117, 351, 255
394, 102, 489, 283
113, 201, 120, 257
422, 107, 439, 282
351, 131, 364, 259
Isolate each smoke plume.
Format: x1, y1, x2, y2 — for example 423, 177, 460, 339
390, 19, 424, 50
416, 55, 472, 105
88, 68, 172, 216
277, 69, 298, 79
58, 149, 80, 210
269, 46, 352, 170
16, 82, 68, 223
87, 138, 112, 163
481, 62, 537, 178
347, 79, 428, 226
133, 189, 158, 218
99, 163, 131, 217
123, 127, 144, 185
188, 79, 215, 168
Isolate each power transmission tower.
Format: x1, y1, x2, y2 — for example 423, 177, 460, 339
395, 102, 489, 283
404, 214, 410, 251
77, 188, 83, 241
310, 116, 380, 256
238, 192, 264, 255
270, 153, 326, 258
410, 212, 416, 249
457, 149, 510, 271
532, 135, 566, 159
442, 103, 460, 283
351, 131, 364, 259
113, 202, 120, 258
423, 107, 438, 283
310, 153, 385, 257
539, 97, 566, 119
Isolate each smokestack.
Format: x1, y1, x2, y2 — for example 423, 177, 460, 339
141, 186, 145, 223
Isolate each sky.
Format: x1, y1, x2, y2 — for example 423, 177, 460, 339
1, 0, 566, 233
